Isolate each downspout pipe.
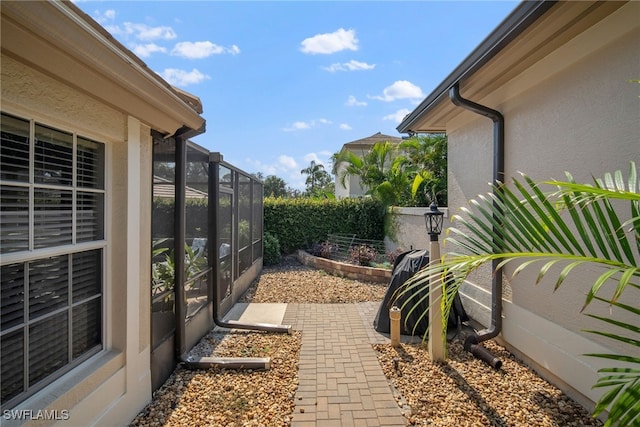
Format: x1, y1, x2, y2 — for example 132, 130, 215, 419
172, 126, 270, 370
176, 147, 287, 372
448, 83, 504, 363
174, 135, 188, 358
172, 125, 206, 361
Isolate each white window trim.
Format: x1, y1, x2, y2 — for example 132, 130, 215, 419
1, 111, 110, 408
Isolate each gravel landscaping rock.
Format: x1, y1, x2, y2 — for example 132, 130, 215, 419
375, 339, 603, 426
131, 257, 603, 426
130, 330, 301, 427
239, 255, 387, 303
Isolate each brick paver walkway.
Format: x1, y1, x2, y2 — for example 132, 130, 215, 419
282, 303, 407, 426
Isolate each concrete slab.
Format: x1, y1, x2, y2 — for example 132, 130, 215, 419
221, 303, 288, 326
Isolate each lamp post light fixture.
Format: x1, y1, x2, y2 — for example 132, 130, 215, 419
425, 201, 446, 362
424, 202, 444, 241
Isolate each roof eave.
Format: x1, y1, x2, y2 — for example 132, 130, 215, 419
1, 0, 205, 136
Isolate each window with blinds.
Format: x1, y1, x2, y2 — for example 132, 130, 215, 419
0, 112, 105, 408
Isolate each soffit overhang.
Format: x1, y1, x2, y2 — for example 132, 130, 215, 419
1, 0, 205, 137
397, 1, 626, 134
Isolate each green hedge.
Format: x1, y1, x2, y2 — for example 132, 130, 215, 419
153, 197, 208, 239
264, 197, 386, 254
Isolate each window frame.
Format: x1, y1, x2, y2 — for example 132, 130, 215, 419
0, 111, 107, 409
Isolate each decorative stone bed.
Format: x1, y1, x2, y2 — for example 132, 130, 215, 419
296, 250, 392, 283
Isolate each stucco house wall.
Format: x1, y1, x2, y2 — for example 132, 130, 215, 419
385, 207, 451, 254
448, 0, 638, 349
397, 0, 639, 409
1, 2, 204, 425
334, 166, 367, 199
2, 54, 153, 427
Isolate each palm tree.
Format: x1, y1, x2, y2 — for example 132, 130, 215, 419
332, 140, 411, 205
301, 160, 333, 197
397, 162, 639, 426
399, 134, 447, 206
332, 135, 447, 207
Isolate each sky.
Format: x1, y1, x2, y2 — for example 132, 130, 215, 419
76, 1, 518, 190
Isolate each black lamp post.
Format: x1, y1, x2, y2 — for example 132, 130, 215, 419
424, 202, 444, 242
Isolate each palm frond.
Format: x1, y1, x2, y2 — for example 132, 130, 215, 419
397, 162, 639, 425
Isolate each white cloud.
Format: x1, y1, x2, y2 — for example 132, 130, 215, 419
339, 123, 353, 130
171, 41, 240, 59
132, 43, 167, 58
369, 80, 424, 102
383, 108, 411, 123
118, 22, 177, 41
300, 28, 358, 55
245, 155, 299, 177
94, 9, 116, 24
303, 153, 324, 165
93, 9, 177, 42
160, 68, 210, 87
345, 95, 367, 107
278, 155, 298, 170
323, 60, 375, 72
245, 158, 277, 175
282, 118, 332, 132
283, 121, 311, 132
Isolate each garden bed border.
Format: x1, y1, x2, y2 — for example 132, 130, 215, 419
296, 250, 392, 283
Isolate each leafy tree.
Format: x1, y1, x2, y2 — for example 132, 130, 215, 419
307, 182, 335, 199
397, 162, 639, 426
286, 187, 304, 199
263, 175, 288, 198
301, 160, 333, 197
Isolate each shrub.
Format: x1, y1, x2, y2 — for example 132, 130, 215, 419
263, 232, 281, 266
349, 244, 378, 266
310, 241, 339, 259
386, 248, 404, 265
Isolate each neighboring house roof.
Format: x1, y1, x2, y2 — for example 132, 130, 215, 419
397, 1, 627, 133
153, 176, 208, 200
1, 0, 205, 137
342, 132, 403, 151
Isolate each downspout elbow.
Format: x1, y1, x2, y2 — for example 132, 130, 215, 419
449, 84, 504, 124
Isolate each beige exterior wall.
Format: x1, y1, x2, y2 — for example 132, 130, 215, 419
2, 54, 153, 425
384, 207, 451, 253
334, 157, 367, 199
443, 2, 639, 407
334, 163, 351, 199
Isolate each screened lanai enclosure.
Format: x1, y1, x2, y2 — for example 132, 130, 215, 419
151, 136, 263, 389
